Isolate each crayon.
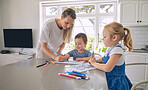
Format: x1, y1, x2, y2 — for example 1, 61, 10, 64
66, 72, 89, 80
66, 71, 86, 76
72, 71, 86, 76
56, 52, 68, 61
36, 63, 47, 68
44, 62, 50, 67
56, 52, 61, 55
58, 73, 81, 80
92, 51, 94, 58
51, 61, 55, 64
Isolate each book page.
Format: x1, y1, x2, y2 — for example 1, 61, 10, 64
65, 63, 96, 72
54, 61, 84, 65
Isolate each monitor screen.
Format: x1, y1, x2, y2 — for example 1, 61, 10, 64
3, 29, 33, 48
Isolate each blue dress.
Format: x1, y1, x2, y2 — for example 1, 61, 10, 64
102, 45, 132, 90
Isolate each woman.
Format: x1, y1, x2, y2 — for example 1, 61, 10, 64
36, 8, 76, 62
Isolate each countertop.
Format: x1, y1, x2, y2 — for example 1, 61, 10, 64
132, 49, 148, 53
125, 51, 148, 55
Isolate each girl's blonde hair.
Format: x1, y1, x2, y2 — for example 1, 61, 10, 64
104, 22, 133, 52
62, 8, 76, 43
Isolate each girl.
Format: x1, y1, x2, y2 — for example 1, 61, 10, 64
89, 22, 133, 90
36, 8, 76, 62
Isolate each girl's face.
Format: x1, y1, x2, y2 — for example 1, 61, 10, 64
61, 15, 74, 30
75, 38, 86, 51
102, 28, 114, 47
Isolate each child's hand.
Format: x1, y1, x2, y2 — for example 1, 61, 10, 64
89, 57, 96, 65
75, 58, 82, 61
64, 54, 70, 59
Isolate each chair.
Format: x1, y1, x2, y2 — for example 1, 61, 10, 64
125, 63, 148, 90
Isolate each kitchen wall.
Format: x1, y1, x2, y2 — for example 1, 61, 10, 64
127, 26, 148, 49
0, 3, 2, 51
0, 0, 40, 53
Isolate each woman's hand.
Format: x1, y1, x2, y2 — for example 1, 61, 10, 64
54, 55, 67, 62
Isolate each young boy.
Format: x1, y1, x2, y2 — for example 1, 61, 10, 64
65, 33, 92, 61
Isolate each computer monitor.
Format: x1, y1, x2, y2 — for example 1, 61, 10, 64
3, 29, 33, 48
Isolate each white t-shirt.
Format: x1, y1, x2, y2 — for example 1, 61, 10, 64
36, 19, 63, 59
104, 45, 125, 66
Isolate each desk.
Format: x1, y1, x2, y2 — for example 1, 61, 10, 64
0, 59, 108, 90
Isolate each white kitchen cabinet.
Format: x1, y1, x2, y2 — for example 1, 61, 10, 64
139, 1, 148, 25
119, 0, 148, 26
125, 53, 148, 88
146, 57, 148, 80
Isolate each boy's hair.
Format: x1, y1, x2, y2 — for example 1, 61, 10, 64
75, 33, 87, 44
104, 22, 133, 52
62, 8, 76, 43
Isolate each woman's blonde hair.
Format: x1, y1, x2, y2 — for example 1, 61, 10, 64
62, 8, 76, 43
104, 22, 133, 52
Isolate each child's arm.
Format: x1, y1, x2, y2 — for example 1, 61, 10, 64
75, 50, 94, 61
75, 56, 91, 61
96, 58, 103, 63
95, 54, 105, 63
89, 54, 122, 72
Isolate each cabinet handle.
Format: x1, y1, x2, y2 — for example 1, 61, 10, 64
137, 21, 139, 23
140, 21, 141, 23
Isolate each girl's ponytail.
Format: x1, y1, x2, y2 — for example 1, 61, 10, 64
123, 28, 133, 52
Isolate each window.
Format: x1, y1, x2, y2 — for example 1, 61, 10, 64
40, 0, 117, 55
46, 7, 58, 16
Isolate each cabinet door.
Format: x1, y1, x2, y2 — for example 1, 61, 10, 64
139, 1, 148, 25
120, 1, 139, 26
146, 57, 148, 80
125, 54, 146, 84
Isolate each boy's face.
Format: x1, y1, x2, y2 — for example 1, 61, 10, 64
75, 38, 86, 51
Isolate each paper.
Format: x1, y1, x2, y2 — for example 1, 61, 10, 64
54, 61, 84, 65
65, 63, 96, 72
